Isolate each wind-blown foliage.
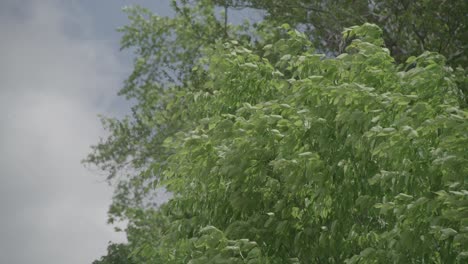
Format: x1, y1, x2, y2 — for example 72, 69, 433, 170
214, 0, 468, 68
92, 20, 467, 263
88, 2, 468, 263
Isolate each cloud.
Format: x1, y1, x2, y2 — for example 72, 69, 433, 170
0, 0, 126, 263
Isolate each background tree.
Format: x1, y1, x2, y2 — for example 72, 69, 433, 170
93, 243, 137, 264
87, 1, 468, 263
215, 0, 468, 69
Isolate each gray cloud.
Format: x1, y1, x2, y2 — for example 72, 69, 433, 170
0, 0, 127, 263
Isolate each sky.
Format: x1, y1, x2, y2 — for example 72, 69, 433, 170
0, 1, 262, 263
0, 0, 171, 263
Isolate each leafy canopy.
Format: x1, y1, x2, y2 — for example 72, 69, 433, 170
215, 0, 468, 68
89, 2, 468, 263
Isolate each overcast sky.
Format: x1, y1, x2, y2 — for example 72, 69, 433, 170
0, 0, 172, 263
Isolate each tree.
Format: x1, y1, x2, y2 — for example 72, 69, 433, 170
93, 243, 137, 264
87, 2, 468, 263
215, 0, 468, 69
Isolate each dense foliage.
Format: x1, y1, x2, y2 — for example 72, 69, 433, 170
93, 243, 137, 264
215, 0, 468, 68
89, 1, 468, 263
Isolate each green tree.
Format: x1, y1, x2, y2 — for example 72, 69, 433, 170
93, 243, 138, 264
215, 0, 468, 68
88, 2, 468, 263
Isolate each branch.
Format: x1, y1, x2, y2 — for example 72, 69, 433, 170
226, 2, 329, 14
411, 23, 426, 51
224, 0, 228, 38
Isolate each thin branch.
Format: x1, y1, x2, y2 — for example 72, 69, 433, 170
224, 0, 228, 38
226, 2, 329, 14
411, 23, 426, 51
